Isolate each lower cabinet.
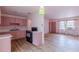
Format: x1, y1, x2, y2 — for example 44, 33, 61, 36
10, 31, 16, 39
33, 32, 42, 46
0, 34, 12, 52
16, 31, 26, 39
10, 31, 26, 40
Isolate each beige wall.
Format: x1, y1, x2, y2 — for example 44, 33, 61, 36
44, 19, 49, 34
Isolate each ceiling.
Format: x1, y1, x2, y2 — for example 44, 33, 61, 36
1, 6, 79, 19
45, 6, 79, 19
1, 6, 39, 17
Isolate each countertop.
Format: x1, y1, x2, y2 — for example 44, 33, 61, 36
0, 34, 12, 40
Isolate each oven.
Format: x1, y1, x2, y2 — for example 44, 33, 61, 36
26, 31, 32, 43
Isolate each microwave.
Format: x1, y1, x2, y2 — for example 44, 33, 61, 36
32, 27, 38, 31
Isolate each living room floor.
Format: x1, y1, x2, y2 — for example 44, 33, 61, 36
11, 33, 79, 52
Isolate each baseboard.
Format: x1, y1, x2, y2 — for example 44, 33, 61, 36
44, 32, 79, 37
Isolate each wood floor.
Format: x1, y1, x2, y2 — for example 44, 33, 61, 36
11, 33, 79, 52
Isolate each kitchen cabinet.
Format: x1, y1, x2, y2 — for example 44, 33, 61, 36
1, 16, 11, 26
10, 31, 26, 39
0, 31, 26, 40
16, 18, 23, 26
0, 9, 1, 24
1, 16, 14, 26
15, 18, 21, 24
0, 34, 12, 52
33, 32, 42, 46
12, 18, 27, 26
10, 31, 16, 39
16, 19, 27, 26
16, 31, 26, 39
1, 16, 27, 26
24, 19, 27, 26
23, 19, 27, 26
9, 17, 16, 24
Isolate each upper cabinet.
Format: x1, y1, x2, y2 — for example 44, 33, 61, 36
23, 19, 27, 26
1, 16, 11, 26
0, 9, 1, 24
0, 8, 27, 26
1, 15, 27, 26
15, 18, 27, 26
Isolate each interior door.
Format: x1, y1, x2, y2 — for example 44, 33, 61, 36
49, 21, 56, 33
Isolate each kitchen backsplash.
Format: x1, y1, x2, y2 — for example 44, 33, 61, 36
0, 26, 29, 32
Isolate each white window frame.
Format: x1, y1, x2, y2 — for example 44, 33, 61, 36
59, 20, 75, 30
59, 21, 66, 30
66, 20, 75, 30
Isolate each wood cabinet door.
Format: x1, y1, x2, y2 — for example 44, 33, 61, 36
18, 19, 27, 26
19, 19, 24, 26
23, 19, 27, 26
15, 18, 20, 23
9, 17, 16, 24
16, 31, 26, 39
16, 19, 27, 26
0, 16, 4, 25
10, 31, 17, 39
1, 16, 10, 26
15, 18, 22, 25
0, 9, 1, 24
10, 31, 26, 40
1, 16, 28, 26
0, 16, 1, 24
1, 16, 17, 26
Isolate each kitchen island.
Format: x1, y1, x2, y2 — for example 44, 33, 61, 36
0, 34, 12, 52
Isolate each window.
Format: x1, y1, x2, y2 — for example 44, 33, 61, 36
59, 21, 65, 30
66, 20, 75, 29
59, 20, 75, 30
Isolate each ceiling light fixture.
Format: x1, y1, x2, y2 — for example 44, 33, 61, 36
39, 6, 45, 16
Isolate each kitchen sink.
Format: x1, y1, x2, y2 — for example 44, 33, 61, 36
10, 29, 19, 31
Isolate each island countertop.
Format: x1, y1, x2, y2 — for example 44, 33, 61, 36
0, 34, 12, 40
